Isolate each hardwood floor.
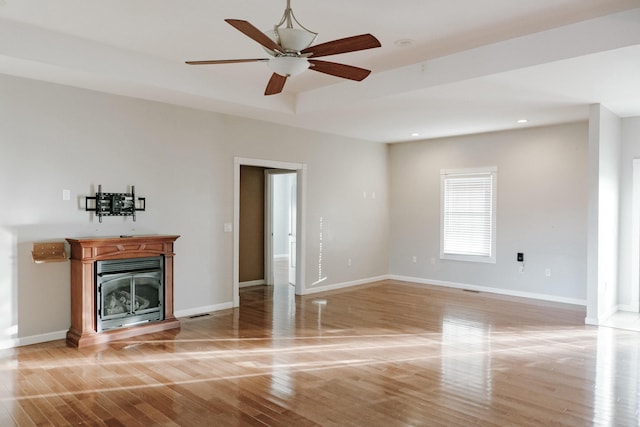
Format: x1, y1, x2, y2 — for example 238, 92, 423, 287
1, 280, 639, 426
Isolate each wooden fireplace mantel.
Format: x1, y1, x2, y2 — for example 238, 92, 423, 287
65, 235, 180, 348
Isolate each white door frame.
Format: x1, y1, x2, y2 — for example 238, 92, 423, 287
630, 159, 640, 312
233, 157, 307, 307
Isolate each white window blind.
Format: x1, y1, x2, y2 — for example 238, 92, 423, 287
441, 168, 496, 263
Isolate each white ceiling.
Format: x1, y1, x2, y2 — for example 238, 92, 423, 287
1, 0, 639, 143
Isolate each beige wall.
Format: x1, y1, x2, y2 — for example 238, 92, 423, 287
0, 74, 389, 346
1, 70, 609, 347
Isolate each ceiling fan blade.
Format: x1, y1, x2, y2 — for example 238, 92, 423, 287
225, 19, 284, 54
265, 73, 288, 95
186, 59, 268, 65
308, 60, 372, 81
301, 34, 381, 58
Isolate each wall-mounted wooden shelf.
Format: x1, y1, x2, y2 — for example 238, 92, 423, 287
32, 242, 67, 264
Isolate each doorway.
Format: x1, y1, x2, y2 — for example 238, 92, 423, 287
233, 157, 306, 307
265, 170, 297, 287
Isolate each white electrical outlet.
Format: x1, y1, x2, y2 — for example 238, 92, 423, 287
545, 268, 551, 277
223, 223, 233, 232
62, 189, 71, 201
412, 256, 417, 263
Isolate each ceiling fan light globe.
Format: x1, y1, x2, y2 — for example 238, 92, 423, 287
268, 56, 309, 77
276, 27, 317, 51
264, 28, 317, 54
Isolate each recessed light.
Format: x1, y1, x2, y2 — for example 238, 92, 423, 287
517, 119, 528, 124
411, 132, 420, 137
395, 39, 415, 47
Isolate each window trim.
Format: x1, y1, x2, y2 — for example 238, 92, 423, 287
440, 167, 497, 264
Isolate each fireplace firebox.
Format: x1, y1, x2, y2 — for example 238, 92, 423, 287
96, 256, 164, 332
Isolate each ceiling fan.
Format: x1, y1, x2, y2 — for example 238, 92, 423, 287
185, 0, 381, 95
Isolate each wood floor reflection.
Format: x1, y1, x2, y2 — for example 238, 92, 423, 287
2, 280, 640, 426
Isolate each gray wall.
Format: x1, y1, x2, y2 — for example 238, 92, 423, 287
388, 122, 589, 303
0, 74, 389, 346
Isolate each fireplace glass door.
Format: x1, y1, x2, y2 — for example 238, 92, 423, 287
97, 256, 164, 332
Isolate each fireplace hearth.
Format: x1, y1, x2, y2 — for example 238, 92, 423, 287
66, 235, 180, 348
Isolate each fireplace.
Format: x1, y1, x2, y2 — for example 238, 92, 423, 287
96, 256, 164, 332
66, 235, 180, 348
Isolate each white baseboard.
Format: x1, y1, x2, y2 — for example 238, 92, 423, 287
618, 304, 639, 312
389, 275, 587, 306
5, 301, 236, 349
2, 330, 68, 349
239, 279, 265, 288
302, 274, 587, 307
586, 305, 635, 326
0, 339, 17, 350
585, 317, 600, 325
601, 304, 620, 322
3, 275, 589, 349
303, 275, 390, 295
175, 302, 234, 318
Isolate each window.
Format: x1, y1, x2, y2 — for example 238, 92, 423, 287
440, 167, 497, 263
